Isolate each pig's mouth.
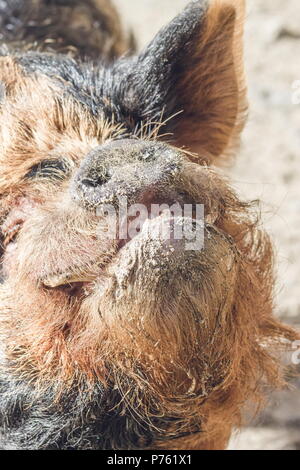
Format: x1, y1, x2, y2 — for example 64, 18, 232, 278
40, 214, 179, 290
1, 191, 200, 295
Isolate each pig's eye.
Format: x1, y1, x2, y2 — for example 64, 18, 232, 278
25, 159, 71, 180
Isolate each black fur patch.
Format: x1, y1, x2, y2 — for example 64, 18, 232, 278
0, 371, 202, 450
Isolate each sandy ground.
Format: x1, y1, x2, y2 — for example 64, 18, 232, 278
114, 0, 300, 450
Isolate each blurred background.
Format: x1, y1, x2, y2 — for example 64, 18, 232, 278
114, 0, 300, 450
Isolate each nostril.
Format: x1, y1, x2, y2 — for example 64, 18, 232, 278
81, 172, 111, 189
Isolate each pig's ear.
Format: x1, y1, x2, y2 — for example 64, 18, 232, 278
132, 0, 247, 165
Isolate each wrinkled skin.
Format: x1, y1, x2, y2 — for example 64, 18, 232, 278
0, 0, 298, 450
